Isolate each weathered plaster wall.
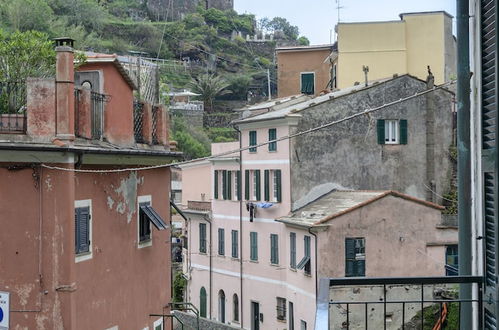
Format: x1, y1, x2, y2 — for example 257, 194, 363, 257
289, 75, 454, 206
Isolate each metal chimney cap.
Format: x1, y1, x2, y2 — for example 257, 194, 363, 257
54, 37, 75, 48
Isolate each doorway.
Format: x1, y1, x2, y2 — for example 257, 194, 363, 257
251, 301, 260, 330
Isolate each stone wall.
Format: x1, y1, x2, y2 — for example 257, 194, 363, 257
172, 311, 240, 330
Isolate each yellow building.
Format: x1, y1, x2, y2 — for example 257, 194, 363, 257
336, 11, 456, 88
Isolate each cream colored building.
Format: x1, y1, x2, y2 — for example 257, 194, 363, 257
336, 11, 456, 88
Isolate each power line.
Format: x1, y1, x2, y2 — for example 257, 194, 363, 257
40, 80, 455, 174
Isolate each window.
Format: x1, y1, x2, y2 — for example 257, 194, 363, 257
268, 128, 277, 151
264, 170, 282, 203
138, 196, 152, 246
300, 72, 315, 95
331, 63, 337, 89
446, 245, 458, 276
214, 170, 219, 199
270, 234, 279, 265
200, 287, 207, 318
250, 232, 258, 261
233, 294, 239, 322
276, 297, 287, 321
289, 301, 294, 330
232, 230, 239, 258
234, 170, 241, 201
153, 318, 163, 330
300, 320, 307, 330
253, 170, 261, 201
75, 200, 92, 261
218, 228, 225, 256
377, 119, 408, 145
199, 223, 207, 253
245, 170, 250, 200
218, 290, 226, 323
297, 235, 311, 275
249, 130, 257, 152
290, 232, 296, 269
273, 170, 282, 202
345, 237, 366, 277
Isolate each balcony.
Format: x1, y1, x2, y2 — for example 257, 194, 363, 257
170, 100, 204, 112
0, 81, 26, 133
315, 276, 483, 329
187, 200, 211, 212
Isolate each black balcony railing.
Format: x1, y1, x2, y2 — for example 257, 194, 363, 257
152, 105, 159, 145
0, 81, 26, 133
91, 92, 105, 140
315, 276, 483, 330
134, 100, 144, 143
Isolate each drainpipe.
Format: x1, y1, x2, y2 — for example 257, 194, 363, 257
233, 124, 244, 328
456, 0, 472, 328
203, 214, 213, 320
308, 227, 318, 300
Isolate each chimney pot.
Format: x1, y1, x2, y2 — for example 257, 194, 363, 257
53, 37, 75, 48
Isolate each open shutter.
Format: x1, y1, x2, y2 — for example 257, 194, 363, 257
214, 170, 219, 199
245, 170, 250, 200
377, 119, 385, 145
345, 238, 356, 277
399, 120, 408, 145
275, 170, 282, 202
222, 170, 227, 200
255, 170, 261, 201
264, 170, 270, 201
227, 171, 232, 200
237, 171, 241, 201
481, 0, 499, 325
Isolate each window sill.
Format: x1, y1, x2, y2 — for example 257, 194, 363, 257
303, 272, 312, 277
218, 255, 226, 258
289, 267, 297, 272
231, 257, 239, 261
277, 319, 287, 323
75, 251, 92, 263
270, 263, 279, 267
138, 239, 152, 248
249, 260, 259, 263
199, 251, 207, 255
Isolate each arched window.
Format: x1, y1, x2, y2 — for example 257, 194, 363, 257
218, 290, 226, 323
233, 294, 239, 322
200, 287, 207, 318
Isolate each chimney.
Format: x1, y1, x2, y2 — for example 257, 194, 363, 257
54, 37, 75, 141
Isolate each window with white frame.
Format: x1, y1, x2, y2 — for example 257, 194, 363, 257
276, 297, 287, 321
252, 170, 261, 201
377, 119, 408, 145
385, 120, 399, 144
75, 199, 92, 262
153, 317, 163, 330
138, 195, 152, 247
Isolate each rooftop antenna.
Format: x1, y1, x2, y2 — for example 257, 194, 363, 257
334, 0, 344, 43
363, 65, 369, 86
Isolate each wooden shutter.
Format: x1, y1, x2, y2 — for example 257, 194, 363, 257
275, 170, 282, 202
268, 128, 277, 151
232, 230, 238, 258
214, 170, 219, 199
249, 131, 257, 152
481, 0, 499, 325
290, 232, 296, 269
199, 223, 206, 253
222, 170, 227, 200
377, 119, 385, 145
250, 232, 258, 261
237, 170, 241, 201
75, 206, 90, 254
399, 120, 408, 145
227, 171, 232, 200
301, 73, 315, 94
200, 287, 207, 318
245, 170, 250, 200
255, 170, 261, 201
218, 228, 225, 255
264, 170, 270, 201
345, 238, 356, 277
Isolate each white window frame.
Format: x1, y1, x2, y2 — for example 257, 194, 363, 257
384, 120, 399, 144
75, 199, 92, 263
138, 195, 152, 248
272, 170, 279, 202
153, 317, 163, 330
252, 170, 258, 201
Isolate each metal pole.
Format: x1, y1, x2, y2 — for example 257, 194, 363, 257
267, 69, 272, 101
456, 0, 472, 328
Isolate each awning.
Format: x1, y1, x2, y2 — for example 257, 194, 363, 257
297, 255, 310, 270
140, 205, 168, 230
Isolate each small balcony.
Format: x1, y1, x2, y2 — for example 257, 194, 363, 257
315, 276, 483, 329
187, 200, 211, 212
0, 81, 26, 133
74, 88, 107, 140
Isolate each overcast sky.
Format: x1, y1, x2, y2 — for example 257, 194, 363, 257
234, 0, 456, 45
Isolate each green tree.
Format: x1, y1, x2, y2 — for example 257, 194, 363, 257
188, 74, 231, 112
259, 16, 299, 40
297, 36, 310, 46
2, 0, 55, 33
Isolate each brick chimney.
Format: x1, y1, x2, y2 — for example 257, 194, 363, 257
54, 37, 75, 140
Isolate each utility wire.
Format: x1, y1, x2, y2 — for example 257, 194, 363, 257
40, 80, 455, 174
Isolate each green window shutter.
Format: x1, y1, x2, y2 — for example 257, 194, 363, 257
290, 232, 296, 269
250, 232, 258, 261
232, 230, 238, 258
214, 170, 219, 199
270, 234, 279, 264
237, 171, 241, 201
227, 171, 232, 200
200, 287, 207, 318
218, 228, 225, 255
199, 223, 206, 253
301, 73, 315, 94
264, 170, 270, 201
245, 170, 250, 200
222, 170, 227, 200
255, 170, 261, 201
345, 238, 356, 277
249, 131, 257, 152
399, 119, 408, 145
275, 170, 282, 202
268, 128, 277, 151
377, 120, 385, 145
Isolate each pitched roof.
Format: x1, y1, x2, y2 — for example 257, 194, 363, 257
276, 190, 444, 228
82, 53, 138, 90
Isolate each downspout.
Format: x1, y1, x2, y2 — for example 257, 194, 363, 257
308, 227, 318, 300
456, 0, 472, 328
203, 214, 213, 320
234, 124, 244, 328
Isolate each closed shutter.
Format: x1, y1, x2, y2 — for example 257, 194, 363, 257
255, 170, 261, 201
222, 170, 227, 200
245, 170, 250, 200
274, 234, 279, 264
264, 170, 270, 201
237, 170, 241, 201
290, 233, 296, 269
399, 120, 408, 145
250, 232, 258, 261
232, 230, 238, 258
227, 171, 232, 200
345, 238, 356, 277
268, 128, 277, 151
275, 170, 282, 202
75, 206, 90, 254
377, 119, 385, 145
199, 223, 206, 253
301, 73, 315, 94
249, 131, 257, 152
481, 0, 499, 326
200, 287, 207, 318
214, 170, 219, 199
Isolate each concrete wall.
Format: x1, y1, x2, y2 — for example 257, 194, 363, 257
0, 165, 172, 330
289, 75, 454, 206
317, 194, 456, 279
277, 48, 333, 97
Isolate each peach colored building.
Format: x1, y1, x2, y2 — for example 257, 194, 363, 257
0, 39, 179, 330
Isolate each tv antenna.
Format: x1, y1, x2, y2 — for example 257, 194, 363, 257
336, 0, 344, 23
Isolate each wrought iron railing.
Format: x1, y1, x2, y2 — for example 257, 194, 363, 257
0, 81, 27, 133
152, 105, 159, 145
315, 276, 483, 330
134, 99, 144, 143
91, 92, 105, 140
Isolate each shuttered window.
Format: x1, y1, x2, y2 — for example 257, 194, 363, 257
218, 228, 225, 256
199, 223, 207, 253
270, 234, 279, 265
138, 202, 151, 242
236, 170, 241, 201
345, 237, 365, 277
75, 206, 91, 254
249, 131, 257, 152
268, 128, 277, 151
227, 171, 232, 200
290, 232, 296, 269
250, 232, 258, 261
200, 287, 207, 318
245, 170, 250, 200
232, 230, 238, 258
274, 170, 282, 202
214, 170, 219, 199
254, 170, 261, 201
301, 73, 315, 94
264, 170, 270, 201
222, 170, 227, 200
376, 119, 407, 145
